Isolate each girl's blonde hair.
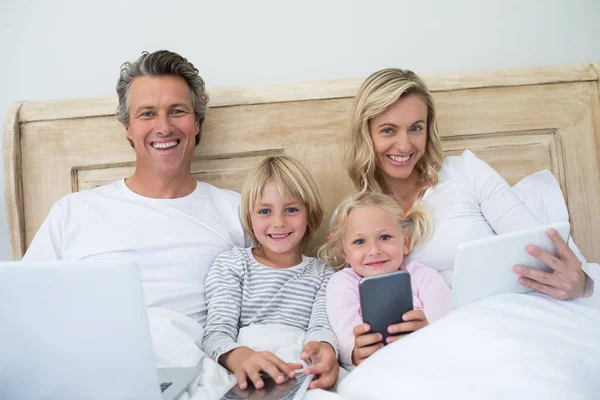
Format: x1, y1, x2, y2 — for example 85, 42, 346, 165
317, 192, 431, 271
346, 68, 444, 194
240, 155, 324, 253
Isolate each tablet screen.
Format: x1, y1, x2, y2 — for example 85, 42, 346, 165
219, 373, 313, 400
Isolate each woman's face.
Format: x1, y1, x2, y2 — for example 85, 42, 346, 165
369, 93, 428, 184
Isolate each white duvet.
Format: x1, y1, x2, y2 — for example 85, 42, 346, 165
146, 278, 600, 400
336, 285, 600, 400
150, 283, 600, 400
148, 312, 348, 400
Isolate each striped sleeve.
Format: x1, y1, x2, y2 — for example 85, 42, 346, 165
304, 262, 339, 356
202, 249, 245, 362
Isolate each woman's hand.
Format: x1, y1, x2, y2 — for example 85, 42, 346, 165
514, 228, 586, 300
220, 346, 302, 390
300, 341, 339, 390
351, 323, 384, 366
385, 309, 428, 344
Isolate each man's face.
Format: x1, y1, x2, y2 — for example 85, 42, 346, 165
125, 75, 199, 179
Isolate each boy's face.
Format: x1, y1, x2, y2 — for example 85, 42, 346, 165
250, 181, 307, 259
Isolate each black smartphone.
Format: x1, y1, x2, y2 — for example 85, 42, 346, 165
358, 270, 413, 344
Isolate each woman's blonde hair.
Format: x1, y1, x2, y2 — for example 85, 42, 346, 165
346, 68, 444, 193
317, 192, 431, 271
240, 155, 324, 253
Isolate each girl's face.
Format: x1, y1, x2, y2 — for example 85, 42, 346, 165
342, 205, 409, 278
250, 181, 307, 257
369, 93, 428, 184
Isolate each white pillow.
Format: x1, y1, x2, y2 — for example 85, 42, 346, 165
512, 170, 568, 224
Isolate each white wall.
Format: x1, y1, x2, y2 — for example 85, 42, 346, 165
1, 0, 599, 260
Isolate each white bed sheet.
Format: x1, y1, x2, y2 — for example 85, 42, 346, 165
147, 311, 349, 400
336, 288, 600, 400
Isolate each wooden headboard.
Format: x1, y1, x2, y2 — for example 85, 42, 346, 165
4, 63, 600, 261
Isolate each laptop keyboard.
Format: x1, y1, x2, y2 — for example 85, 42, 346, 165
160, 382, 172, 393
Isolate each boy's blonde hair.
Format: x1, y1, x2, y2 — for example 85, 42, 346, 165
346, 68, 444, 193
240, 155, 324, 253
317, 192, 431, 271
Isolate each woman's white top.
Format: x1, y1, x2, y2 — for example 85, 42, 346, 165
406, 150, 543, 286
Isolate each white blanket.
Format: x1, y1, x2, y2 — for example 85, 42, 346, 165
335, 286, 600, 399
148, 279, 600, 400
194, 324, 309, 400
147, 311, 344, 400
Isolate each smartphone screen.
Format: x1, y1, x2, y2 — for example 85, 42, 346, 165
359, 270, 413, 344
219, 373, 313, 400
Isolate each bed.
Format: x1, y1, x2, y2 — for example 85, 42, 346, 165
4, 63, 600, 399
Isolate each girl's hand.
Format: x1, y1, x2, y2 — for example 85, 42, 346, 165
514, 228, 586, 300
385, 309, 429, 344
300, 341, 339, 390
351, 323, 384, 366
220, 346, 303, 390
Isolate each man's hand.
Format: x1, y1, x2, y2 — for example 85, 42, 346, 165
219, 346, 302, 390
351, 323, 384, 366
300, 341, 339, 390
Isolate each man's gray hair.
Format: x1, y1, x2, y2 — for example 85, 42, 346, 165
115, 50, 209, 146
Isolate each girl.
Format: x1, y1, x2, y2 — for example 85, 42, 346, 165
202, 155, 339, 391
319, 192, 451, 367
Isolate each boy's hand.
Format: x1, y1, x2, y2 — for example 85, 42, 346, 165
351, 323, 383, 366
300, 341, 339, 390
385, 309, 428, 344
220, 346, 302, 390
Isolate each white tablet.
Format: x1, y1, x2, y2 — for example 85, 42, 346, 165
451, 221, 571, 308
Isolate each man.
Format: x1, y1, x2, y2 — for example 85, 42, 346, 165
24, 50, 244, 326
24, 50, 338, 389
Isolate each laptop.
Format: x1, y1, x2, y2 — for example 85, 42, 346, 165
451, 221, 571, 308
0, 260, 201, 400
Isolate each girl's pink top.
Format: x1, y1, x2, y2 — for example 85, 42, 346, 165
325, 261, 452, 366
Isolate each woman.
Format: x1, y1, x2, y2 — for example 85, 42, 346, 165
345, 68, 593, 315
